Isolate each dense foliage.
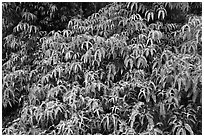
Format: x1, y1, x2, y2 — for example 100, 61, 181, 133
2, 2, 202, 135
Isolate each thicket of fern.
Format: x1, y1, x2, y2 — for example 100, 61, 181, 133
2, 2, 202, 135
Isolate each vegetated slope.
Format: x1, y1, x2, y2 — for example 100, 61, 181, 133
2, 2, 202, 135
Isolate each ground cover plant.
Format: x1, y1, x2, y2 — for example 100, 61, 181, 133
2, 2, 202, 135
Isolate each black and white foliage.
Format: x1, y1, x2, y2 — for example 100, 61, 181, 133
2, 2, 202, 135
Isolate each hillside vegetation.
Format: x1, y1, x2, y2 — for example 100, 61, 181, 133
2, 2, 202, 135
